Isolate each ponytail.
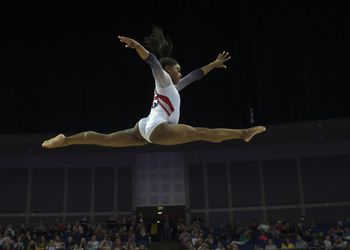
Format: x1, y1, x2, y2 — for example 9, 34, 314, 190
144, 26, 173, 58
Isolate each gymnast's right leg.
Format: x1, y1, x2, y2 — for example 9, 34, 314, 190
42, 123, 148, 149
149, 123, 266, 146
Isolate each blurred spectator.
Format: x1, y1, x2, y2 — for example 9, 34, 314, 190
258, 231, 269, 242
47, 240, 57, 250
14, 236, 25, 250
334, 237, 348, 249
161, 214, 173, 242
65, 236, 75, 250
239, 230, 250, 244
6, 225, 15, 237
53, 236, 64, 250
295, 235, 308, 249
281, 238, 295, 249
86, 235, 99, 250
36, 236, 47, 250
324, 235, 333, 250
27, 239, 37, 250
215, 241, 226, 250
258, 221, 271, 233
265, 239, 277, 250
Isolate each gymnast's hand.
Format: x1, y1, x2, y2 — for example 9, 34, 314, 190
212, 51, 231, 69
118, 35, 150, 60
201, 51, 231, 75
118, 36, 141, 49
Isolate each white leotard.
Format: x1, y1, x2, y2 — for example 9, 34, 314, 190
138, 53, 203, 143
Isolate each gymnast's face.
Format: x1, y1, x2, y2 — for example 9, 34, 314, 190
165, 64, 182, 84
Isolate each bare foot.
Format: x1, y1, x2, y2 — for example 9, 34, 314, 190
243, 126, 266, 142
42, 134, 66, 148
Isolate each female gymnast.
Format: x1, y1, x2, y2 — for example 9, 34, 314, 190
42, 27, 266, 149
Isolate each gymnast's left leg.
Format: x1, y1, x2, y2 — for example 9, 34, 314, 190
42, 123, 148, 149
149, 123, 266, 146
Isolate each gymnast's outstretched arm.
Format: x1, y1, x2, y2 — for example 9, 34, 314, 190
118, 35, 173, 88
176, 51, 231, 91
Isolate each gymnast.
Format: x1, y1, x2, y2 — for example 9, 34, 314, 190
42, 27, 266, 149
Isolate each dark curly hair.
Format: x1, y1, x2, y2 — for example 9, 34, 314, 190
143, 26, 178, 68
